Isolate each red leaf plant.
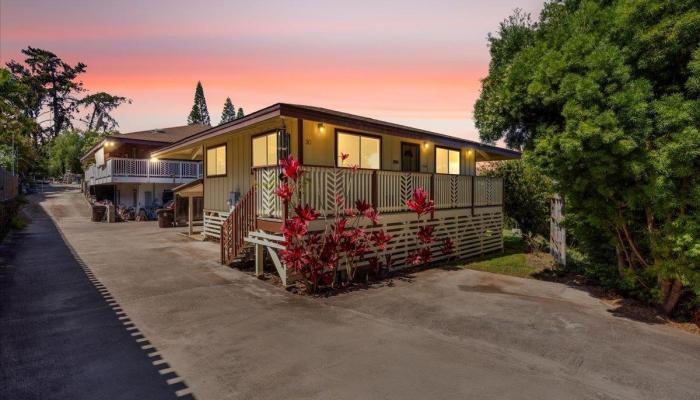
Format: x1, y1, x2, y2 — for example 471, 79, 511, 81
405, 187, 454, 268
275, 155, 393, 293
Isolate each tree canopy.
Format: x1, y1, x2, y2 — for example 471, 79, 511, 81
474, 0, 700, 313
3, 47, 130, 179
187, 81, 211, 126
80, 92, 131, 132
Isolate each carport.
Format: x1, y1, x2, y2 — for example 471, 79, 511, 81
173, 179, 203, 237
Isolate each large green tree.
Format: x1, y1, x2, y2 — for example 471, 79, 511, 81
474, 1, 700, 313
6, 47, 87, 146
187, 81, 211, 126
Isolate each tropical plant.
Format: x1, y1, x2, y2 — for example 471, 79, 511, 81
274, 155, 451, 293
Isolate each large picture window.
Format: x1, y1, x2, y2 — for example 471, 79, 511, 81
435, 147, 460, 175
252, 132, 278, 167
206, 144, 227, 177
336, 131, 380, 169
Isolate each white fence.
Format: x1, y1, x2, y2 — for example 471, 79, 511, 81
254, 166, 503, 219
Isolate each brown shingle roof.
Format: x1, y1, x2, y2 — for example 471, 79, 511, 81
107, 124, 209, 143
81, 124, 209, 161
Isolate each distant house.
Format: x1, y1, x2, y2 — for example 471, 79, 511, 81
151, 104, 520, 281
81, 125, 209, 210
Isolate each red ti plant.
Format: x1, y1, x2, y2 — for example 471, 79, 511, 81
275, 155, 393, 293
405, 187, 455, 266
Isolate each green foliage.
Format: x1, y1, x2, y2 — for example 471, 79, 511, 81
484, 159, 552, 242
6, 47, 86, 144
187, 81, 211, 126
220, 97, 236, 124
79, 92, 131, 132
474, 0, 700, 313
0, 68, 42, 177
236, 107, 245, 119
48, 130, 83, 177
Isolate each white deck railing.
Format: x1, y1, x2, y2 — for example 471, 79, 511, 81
85, 158, 202, 184
253, 165, 503, 219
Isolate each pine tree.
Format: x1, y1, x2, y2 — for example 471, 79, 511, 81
236, 107, 245, 119
220, 97, 236, 124
187, 81, 210, 126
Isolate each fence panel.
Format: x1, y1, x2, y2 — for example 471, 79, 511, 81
0, 167, 18, 201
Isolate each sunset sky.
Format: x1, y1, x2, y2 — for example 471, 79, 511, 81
1, 0, 543, 142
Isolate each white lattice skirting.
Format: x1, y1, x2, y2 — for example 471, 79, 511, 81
306, 206, 504, 269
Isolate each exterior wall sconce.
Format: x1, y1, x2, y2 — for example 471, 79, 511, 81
318, 123, 325, 133
467, 149, 473, 155
150, 157, 159, 163
423, 141, 429, 149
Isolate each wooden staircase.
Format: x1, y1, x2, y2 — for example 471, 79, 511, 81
220, 186, 257, 265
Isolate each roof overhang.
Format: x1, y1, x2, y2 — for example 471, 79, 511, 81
151, 103, 521, 160
173, 178, 203, 196
80, 136, 169, 162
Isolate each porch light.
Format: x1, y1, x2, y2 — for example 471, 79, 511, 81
150, 157, 159, 162
318, 123, 325, 133
467, 149, 473, 155
423, 141, 429, 149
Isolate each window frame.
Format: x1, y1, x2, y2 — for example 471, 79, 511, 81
334, 129, 382, 170
434, 145, 461, 175
205, 143, 227, 178
251, 130, 279, 168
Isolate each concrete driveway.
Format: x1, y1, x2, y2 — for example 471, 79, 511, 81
5, 185, 700, 399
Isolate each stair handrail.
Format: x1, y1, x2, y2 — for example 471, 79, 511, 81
220, 186, 257, 265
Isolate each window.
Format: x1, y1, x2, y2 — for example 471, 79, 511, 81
435, 147, 460, 175
206, 144, 227, 177
336, 131, 380, 169
252, 132, 278, 167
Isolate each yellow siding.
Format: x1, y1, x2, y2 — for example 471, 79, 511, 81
300, 119, 476, 174
202, 117, 294, 211
202, 116, 477, 212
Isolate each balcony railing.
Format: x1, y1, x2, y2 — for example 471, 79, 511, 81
253, 165, 503, 219
85, 158, 202, 184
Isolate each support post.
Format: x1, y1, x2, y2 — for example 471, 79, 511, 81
371, 170, 378, 209
255, 243, 264, 277
188, 195, 194, 236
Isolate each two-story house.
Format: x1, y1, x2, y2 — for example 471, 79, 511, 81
81, 125, 209, 210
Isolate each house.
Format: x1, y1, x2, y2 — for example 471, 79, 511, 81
151, 104, 519, 280
81, 124, 209, 210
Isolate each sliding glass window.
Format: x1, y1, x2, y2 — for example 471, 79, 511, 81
435, 147, 460, 175
336, 131, 380, 169
252, 132, 278, 167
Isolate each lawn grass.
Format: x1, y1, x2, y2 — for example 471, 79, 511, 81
454, 231, 552, 279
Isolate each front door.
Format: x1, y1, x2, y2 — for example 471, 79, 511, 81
401, 142, 420, 172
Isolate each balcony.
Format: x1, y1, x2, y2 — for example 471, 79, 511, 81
252, 165, 503, 220
85, 158, 202, 186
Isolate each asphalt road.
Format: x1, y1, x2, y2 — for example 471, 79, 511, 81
0, 186, 183, 400
2, 185, 700, 400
